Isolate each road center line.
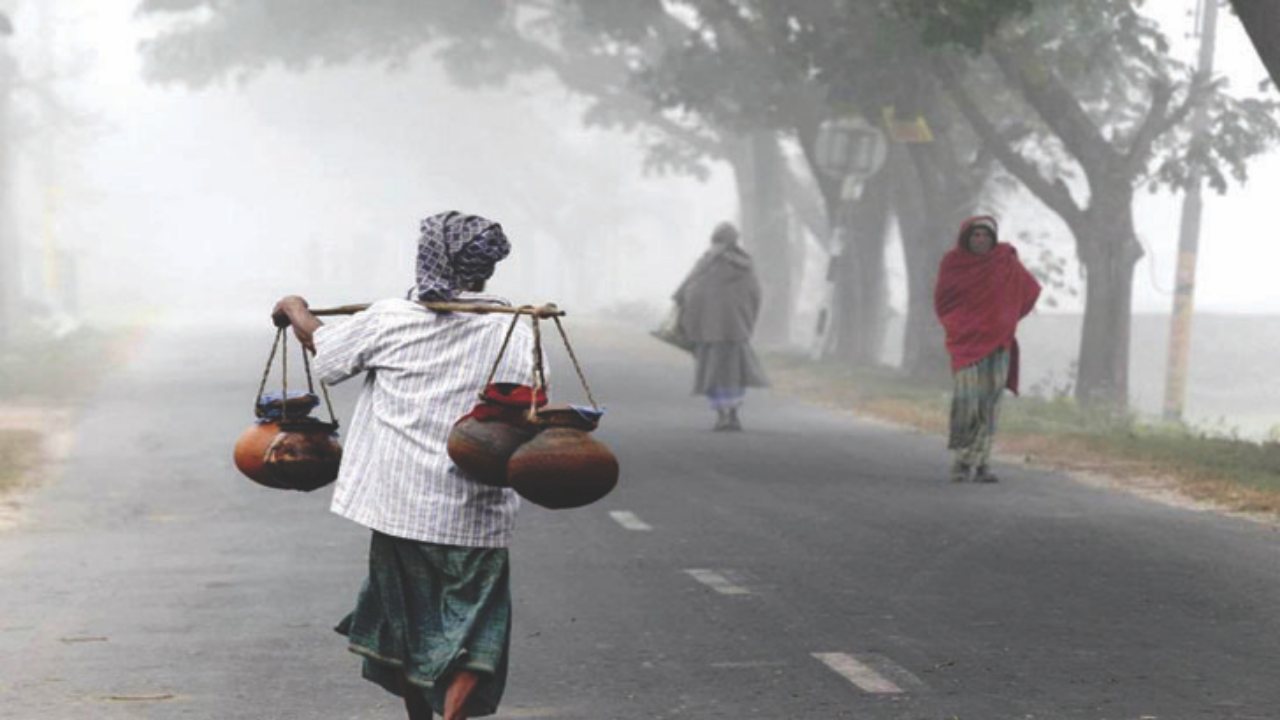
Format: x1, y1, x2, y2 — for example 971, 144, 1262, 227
683, 568, 751, 595
608, 510, 653, 531
812, 652, 905, 694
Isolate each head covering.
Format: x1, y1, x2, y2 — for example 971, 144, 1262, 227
934, 216, 1041, 393
959, 215, 999, 252
413, 211, 511, 301
711, 221, 740, 246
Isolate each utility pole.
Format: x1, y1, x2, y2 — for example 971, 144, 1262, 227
1162, 0, 1218, 422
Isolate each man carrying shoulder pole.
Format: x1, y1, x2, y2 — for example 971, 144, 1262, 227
272, 211, 536, 720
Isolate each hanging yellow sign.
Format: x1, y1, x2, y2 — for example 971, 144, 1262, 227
882, 106, 935, 144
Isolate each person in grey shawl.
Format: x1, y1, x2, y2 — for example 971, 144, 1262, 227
674, 221, 769, 431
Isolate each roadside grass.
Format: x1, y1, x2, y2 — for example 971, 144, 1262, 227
1080, 429, 1280, 513
766, 352, 1280, 516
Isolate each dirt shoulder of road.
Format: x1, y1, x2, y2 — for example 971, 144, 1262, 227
0, 326, 147, 529
0, 409, 76, 530
765, 353, 1280, 526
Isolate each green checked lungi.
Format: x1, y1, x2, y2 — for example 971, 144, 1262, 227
336, 531, 512, 717
947, 347, 1010, 469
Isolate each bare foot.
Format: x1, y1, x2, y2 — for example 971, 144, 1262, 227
443, 670, 481, 720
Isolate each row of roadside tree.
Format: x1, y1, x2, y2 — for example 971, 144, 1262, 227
136, 0, 1280, 409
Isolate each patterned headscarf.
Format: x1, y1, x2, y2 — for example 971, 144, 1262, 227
413, 211, 511, 301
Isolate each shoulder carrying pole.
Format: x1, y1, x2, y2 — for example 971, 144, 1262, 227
310, 302, 565, 319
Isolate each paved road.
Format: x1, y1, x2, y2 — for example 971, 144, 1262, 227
2, 324, 1278, 719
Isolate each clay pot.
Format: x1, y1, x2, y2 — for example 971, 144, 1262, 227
448, 416, 536, 487
507, 408, 618, 509
235, 418, 341, 492
446, 383, 546, 487
262, 420, 343, 492
234, 420, 283, 486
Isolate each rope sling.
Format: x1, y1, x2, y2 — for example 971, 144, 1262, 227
236, 327, 343, 492
253, 326, 339, 427
479, 307, 601, 423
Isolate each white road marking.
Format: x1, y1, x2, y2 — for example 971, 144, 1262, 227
609, 510, 652, 531
683, 568, 751, 595
812, 652, 906, 694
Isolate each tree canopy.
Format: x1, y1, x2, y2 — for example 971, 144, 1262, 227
137, 0, 1280, 404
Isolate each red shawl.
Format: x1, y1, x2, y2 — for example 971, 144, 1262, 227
934, 216, 1041, 394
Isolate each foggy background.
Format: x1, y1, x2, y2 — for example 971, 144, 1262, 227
2, 0, 1278, 434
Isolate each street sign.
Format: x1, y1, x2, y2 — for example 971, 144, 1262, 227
814, 116, 889, 182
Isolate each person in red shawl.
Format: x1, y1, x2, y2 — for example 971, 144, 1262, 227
934, 216, 1041, 483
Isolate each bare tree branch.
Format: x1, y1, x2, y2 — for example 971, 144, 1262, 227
932, 56, 1084, 227
1124, 76, 1210, 174
988, 42, 1118, 174
1122, 79, 1174, 171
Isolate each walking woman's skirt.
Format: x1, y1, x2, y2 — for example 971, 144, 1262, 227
335, 531, 511, 717
947, 347, 1010, 468
692, 341, 769, 395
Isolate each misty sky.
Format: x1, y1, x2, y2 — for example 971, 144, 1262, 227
6, 0, 1280, 331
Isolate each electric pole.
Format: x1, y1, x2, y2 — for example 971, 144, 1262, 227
1162, 0, 1219, 422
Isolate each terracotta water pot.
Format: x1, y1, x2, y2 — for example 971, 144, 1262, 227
507, 407, 618, 509
448, 415, 535, 487
446, 383, 546, 487
234, 420, 284, 486
262, 419, 343, 492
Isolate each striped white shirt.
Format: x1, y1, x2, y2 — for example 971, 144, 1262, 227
311, 294, 537, 547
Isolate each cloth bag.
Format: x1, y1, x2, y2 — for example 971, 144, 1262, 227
650, 304, 694, 353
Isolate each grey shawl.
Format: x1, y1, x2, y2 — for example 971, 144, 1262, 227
674, 243, 762, 343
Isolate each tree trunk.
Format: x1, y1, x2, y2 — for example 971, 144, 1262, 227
892, 147, 953, 381
831, 176, 891, 365
1072, 194, 1142, 407
731, 132, 793, 347
0, 69, 14, 350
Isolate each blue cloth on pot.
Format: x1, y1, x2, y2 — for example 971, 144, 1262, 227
255, 391, 319, 421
